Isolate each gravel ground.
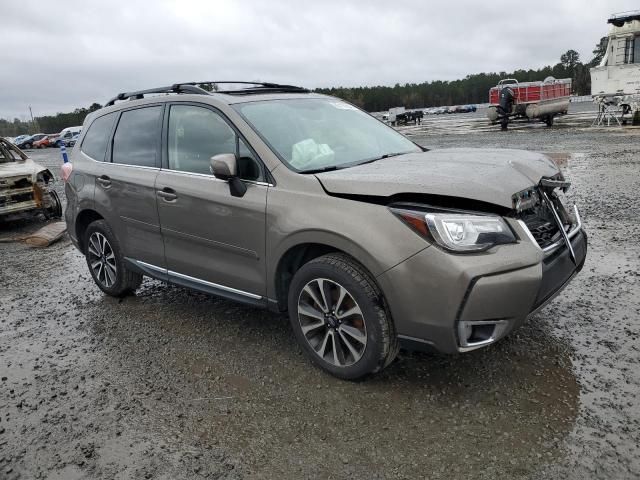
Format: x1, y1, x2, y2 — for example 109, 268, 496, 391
1, 108, 639, 479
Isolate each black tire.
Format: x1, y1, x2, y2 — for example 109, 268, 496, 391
287, 253, 399, 380
25, 143, 32, 149
84, 220, 142, 297
545, 115, 554, 127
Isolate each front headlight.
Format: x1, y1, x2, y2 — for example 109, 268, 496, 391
390, 208, 517, 253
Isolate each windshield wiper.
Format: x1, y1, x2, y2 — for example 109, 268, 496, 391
352, 152, 406, 167
302, 165, 340, 174
303, 152, 408, 174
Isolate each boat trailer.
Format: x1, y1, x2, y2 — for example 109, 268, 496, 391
487, 77, 571, 130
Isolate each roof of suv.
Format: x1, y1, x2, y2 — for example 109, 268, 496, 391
104, 82, 324, 108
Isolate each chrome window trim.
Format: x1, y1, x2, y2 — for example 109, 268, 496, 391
245, 180, 273, 187
80, 150, 160, 170
158, 167, 273, 186
104, 162, 160, 171
81, 146, 160, 170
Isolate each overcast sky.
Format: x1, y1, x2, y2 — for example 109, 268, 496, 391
1, 0, 637, 120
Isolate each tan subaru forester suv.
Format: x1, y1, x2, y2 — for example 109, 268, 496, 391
64, 82, 587, 379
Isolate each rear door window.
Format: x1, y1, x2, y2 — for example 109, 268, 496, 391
112, 106, 162, 167
81, 112, 117, 161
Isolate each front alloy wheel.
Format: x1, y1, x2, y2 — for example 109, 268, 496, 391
298, 278, 367, 367
287, 253, 399, 380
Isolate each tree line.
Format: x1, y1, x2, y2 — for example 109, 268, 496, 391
1, 41, 606, 137
316, 44, 606, 112
0, 103, 103, 137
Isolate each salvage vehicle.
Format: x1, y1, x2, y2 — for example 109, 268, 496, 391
64, 82, 587, 380
0, 138, 62, 220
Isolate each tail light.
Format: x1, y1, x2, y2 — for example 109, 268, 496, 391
61, 162, 73, 182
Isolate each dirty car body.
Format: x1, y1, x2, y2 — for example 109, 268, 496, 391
0, 138, 62, 220
64, 83, 587, 379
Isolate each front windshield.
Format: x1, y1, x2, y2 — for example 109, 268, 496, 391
234, 98, 421, 172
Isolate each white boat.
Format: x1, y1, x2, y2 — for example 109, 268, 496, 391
590, 11, 640, 122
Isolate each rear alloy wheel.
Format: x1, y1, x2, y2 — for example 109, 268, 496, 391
88, 232, 118, 288
84, 220, 142, 297
288, 253, 398, 380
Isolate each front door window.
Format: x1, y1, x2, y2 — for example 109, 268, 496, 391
167, 104, 264, 181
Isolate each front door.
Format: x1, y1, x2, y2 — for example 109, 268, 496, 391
156, 103, 268, 300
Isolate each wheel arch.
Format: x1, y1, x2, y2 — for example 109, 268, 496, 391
271, 231, 385, 312
75, 209, 104, 253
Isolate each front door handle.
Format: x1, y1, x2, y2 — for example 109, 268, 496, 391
157, 187, 178, 201
97, 175, 111, 187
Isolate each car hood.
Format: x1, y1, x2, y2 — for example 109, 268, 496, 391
314, 148, 560, 208
0, 158, 50, 179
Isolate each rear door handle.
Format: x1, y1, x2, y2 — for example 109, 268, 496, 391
157, 187, 178, 201
97, 175, 111, 187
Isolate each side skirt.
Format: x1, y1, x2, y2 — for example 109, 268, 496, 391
124, 257, 268, 308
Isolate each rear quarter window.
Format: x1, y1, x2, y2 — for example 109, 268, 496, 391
81, 113, 117, 161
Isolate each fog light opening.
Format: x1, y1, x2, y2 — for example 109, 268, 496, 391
458, 320, 509, 349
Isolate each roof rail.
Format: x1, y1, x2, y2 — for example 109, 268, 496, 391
105, 84, 210, 106
183, 81, 310, 94
104, 81, 310, 106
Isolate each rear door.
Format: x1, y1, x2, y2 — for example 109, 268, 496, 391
155, 103, 268, 301
92, 105, 165, 269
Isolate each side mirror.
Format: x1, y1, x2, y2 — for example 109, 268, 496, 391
210, 153, 247, 198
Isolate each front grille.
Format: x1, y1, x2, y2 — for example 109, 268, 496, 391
0, 175, 35, 209
0, 175, 32, 189
517, 188, 570, 249
523, 215, 561, 248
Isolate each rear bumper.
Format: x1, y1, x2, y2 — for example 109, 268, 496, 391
378, 222, 587, 354
64, 182, 82, 252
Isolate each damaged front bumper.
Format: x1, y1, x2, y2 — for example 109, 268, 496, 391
376, 184, 587, 355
